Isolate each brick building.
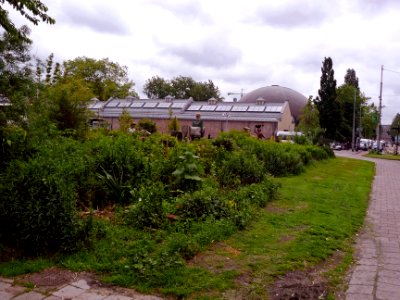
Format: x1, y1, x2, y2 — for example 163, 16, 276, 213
88, 85, 307, 139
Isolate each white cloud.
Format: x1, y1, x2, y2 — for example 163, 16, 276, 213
4, 0, 400, 123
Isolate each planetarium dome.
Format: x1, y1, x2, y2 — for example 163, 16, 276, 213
239, 85, 307, 121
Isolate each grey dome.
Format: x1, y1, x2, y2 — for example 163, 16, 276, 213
239, 85, 307, 120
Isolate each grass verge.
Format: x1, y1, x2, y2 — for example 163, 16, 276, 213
365, 153, 400, 160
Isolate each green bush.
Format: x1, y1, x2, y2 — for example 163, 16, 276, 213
137, 118, 157, 133
216, 150, 265, 187
172, 150, 203, 192
0, 138, 89, 254
86, 133, 148, 206
124, 182, 167, 229
175, 187, 231, 221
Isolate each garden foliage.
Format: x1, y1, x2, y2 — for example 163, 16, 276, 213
0, 129, 331, 259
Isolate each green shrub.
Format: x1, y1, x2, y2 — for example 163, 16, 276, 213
175, 187, 231, 220
0, 138, 89, 255
138, 118, 157, 133
124, 182, 167, 229
216, 150, 265, 187
86, 133, 147, 206
172, 150, 203, 192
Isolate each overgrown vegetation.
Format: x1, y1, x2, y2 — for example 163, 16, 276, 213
0, 150, 373, 299
0, 128, 335, 286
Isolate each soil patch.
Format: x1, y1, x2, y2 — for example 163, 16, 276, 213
188, 242, 243, 274
17, 267, 101, 289
269, 250, 345, 300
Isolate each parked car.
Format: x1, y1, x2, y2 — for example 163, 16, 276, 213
372, 140, 385, 151
359, 138, 373, 151
330, 142, 342, 151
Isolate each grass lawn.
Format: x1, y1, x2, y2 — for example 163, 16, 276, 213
0, 157, 374, 299
365, 153, 400, 160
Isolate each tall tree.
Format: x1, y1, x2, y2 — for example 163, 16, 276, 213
43, 77, 95, 138
143, 75, 221, 101
297, 96, 324, 144
388, 113, 400, 143
336, 84, 358, 142
360, 103, 379, 139
62, 57, 138, 100
0, 0, 55, 42
0, 25, 33, 96
143, 75, 171, 99
314, 57, 342, 140
344, 68, 359, 90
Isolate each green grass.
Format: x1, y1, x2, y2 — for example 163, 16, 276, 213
365, 153, 400, 160
188, 157, 374, 299
0, 157, 374, 299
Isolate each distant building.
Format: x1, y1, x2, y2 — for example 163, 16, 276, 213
88, 85, 308, 139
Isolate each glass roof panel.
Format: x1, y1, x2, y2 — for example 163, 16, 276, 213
231, 106, 248, 112
143, 102, 158, 108
248, 106, 266, 112
157, 102, 172, 108
187, 105, 202, 111
119, 101, 131, 108
215, 105, 232, 111
200, 105, 216, 111
107, 100, 120, 108
130, 102, 144, 108
172, 102, 186, 108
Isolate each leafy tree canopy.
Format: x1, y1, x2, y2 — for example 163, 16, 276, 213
389, 113, 400, 139
344, 68, 359, 90
143, 75, 221, 101
38, 55, 138, 101
314, 57, 341, 140
0, 25, 33, 96
62, 57, 138, 100
361, 103, 379, 139
0, 0, 55, 42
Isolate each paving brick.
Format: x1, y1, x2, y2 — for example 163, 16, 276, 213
0, 291, 15, 300
345, 293, 374, 300
377, 275, 400, 287
103, 295, 133, 300
349, 270, 376, 285
52, 284, 85, 298
73, 291, 105, 300
346, 284, 374, 294
13, 291, 45, 300
0, 281, 11, 289
71, 279, 91, 290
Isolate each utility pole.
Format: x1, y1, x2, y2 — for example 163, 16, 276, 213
377, 65, 384, 152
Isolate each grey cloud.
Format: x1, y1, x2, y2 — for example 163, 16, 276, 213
355, 0, 400, 13
252, 3, 329, 28
165, 43, 242, 68
59, 3, 129, 35
148, 0, 211, 22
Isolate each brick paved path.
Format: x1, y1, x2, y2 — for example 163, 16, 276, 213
335, 151, 400, 300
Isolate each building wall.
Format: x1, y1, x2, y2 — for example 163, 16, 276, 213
103, 116, 278, 139
277, 102, 294, 132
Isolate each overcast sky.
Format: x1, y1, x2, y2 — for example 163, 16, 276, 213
7, 0, 400, 124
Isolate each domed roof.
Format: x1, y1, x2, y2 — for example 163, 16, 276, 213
239, 85, 307, 120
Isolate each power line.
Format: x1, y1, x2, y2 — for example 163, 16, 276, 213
383, 67, 400, 75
